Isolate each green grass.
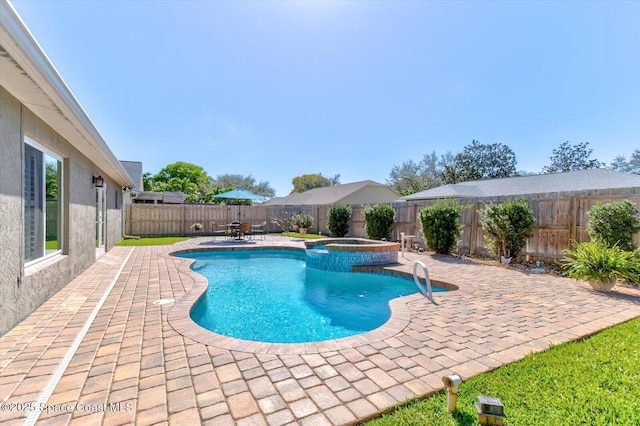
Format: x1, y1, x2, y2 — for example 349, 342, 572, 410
280, 232, 325, 239
366, 316, 640, 425
115, 237, 191, 246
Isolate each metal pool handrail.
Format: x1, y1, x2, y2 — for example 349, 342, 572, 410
413, 261, 434, 303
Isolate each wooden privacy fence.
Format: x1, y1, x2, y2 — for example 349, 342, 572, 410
125, 193, 640, 261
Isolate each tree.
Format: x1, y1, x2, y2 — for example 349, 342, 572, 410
45, 161, 59, 200
149, 161, 210, 202
387, 159, 427, 195
387, 151, 446, 195
212, 174, 275, 199
142, 172, 153, 191
438, 151, 461, 184
291, 173, 340, 193
609, 149, 640, 175
421, 151, 444, 188
541, 141, 603, 173
388, 141, 517, 192
452, 140, 517, 182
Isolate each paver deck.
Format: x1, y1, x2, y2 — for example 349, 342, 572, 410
1, 236, 639, 425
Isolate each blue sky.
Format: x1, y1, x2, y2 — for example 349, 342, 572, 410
11, 0, 640, 197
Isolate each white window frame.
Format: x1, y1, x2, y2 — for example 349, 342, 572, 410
24, 136, 64, 268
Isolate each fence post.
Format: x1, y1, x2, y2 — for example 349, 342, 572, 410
470, 201, 480, 255
569, 196, 577, 242
125, 204, 129, 236
181, 205, 186, 236
413, 203, 418, 240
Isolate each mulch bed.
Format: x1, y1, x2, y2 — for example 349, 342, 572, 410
425, 251, 639, 289
421, 250, 567, 277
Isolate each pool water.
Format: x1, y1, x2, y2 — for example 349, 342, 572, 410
177, 249, 445, 343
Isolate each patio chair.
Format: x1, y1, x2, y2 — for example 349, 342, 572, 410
238, 222, 253, 240
252, 221, 267, 240
210, 222, 229, 241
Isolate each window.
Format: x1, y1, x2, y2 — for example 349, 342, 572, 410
24, 138, 62, 264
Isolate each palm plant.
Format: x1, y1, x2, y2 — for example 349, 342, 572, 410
561, 241, 640, 290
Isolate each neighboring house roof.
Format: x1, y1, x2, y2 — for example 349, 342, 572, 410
265, 180, 400, 206
162, 192, 184, 204
120, 161, 144, 190
135, 191, 184, 204
0, 2, 133, 187
402, 169, 640, 201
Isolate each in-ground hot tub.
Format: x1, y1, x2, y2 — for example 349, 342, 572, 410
305, 238, 400, 272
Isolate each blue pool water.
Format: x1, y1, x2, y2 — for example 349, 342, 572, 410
176, 249, 445, 343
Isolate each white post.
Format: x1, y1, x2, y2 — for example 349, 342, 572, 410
401, 232, 406, 258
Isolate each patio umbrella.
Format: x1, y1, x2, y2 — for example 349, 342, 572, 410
215, 188, 265, 221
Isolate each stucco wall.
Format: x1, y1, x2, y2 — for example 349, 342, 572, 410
342, 186, 399, 205
0, 87, 24, 335
0, 87, 123, 335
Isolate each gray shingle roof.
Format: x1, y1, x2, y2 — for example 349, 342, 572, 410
402, 169, 640, 201
119, 161, 143, 190
265, 180, 399, 205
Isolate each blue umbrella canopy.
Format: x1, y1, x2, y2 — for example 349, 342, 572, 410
215, 188, 265, 201
215, 188, 264, 221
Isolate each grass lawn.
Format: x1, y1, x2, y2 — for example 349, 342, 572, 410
116, 237, 191, 246
280, 232, 325, 239
366, 316, 640, 425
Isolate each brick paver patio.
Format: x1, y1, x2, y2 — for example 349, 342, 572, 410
2, 236, 639, 425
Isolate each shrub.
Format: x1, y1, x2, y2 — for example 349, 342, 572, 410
291, 213, 314, 229
587, 200, 640, 251
327, 204, 352, 237
561, 241, 640, 285
364, 204, 395, 240
270, 210, 293, 235
479, 198, 535, 260
418, 200, 465, 254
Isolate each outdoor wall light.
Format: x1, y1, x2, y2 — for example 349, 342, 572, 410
93, 175, 104, 187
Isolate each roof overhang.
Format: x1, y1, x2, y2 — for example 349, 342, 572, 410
0, 1, 133, 186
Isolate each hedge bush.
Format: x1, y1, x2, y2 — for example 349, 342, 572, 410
479, 199, 535, 260
327, 204, 352, 237
418, 200, 465, 254
587, 200, 640, 251
364, 204, 395, 240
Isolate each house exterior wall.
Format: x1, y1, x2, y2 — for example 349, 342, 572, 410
339, 186, 399, 205
0, 87, 123, 335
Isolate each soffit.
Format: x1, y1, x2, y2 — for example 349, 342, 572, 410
0, 3, 133, 186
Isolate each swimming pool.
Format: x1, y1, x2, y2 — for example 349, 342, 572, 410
176, 249, 446, 343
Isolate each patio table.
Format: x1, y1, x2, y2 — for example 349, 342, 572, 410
225, 223, 243, 240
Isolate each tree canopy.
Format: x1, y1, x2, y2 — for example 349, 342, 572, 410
542, 141, 603, 173
146, 162, 274, 203
212, 174, 275, 199
452, 140, 517, 182
45, 161, 59, 199
386, 152, 447, 195
291, 173, 340, 193
609, 149, 640, 175
148, 161, 209, 202
387, 141, 517, 194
